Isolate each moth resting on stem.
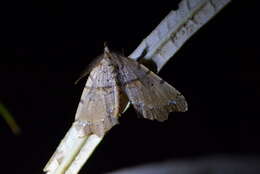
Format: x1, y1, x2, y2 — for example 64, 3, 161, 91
73, 45, 187, 137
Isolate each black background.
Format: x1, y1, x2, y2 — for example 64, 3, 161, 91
0, 0, 259, 174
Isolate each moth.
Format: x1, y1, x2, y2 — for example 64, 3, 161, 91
74, 46, 188, 137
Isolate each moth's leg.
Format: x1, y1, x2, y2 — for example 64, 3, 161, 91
135, 46, 148, 62
136, 46, 158, 73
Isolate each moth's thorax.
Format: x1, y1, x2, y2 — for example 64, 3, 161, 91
102, 52, 122, 69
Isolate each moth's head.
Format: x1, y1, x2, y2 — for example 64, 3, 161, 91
103, 42, 113, 59
104, 45, 110, 54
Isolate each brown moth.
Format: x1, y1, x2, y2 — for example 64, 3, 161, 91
74, 46, 188, 137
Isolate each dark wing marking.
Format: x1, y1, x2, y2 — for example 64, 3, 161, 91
74, 58, 124, 137
117, 55, 188, 121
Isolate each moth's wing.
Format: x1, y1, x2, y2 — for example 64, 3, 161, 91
117, 55, 188, 121
74, 58, 127, 137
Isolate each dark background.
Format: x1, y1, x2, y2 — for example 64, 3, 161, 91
0, 0, 259, 174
